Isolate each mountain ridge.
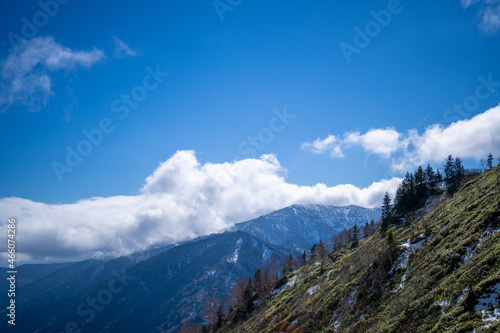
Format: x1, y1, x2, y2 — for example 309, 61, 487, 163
235, 203, 381, 252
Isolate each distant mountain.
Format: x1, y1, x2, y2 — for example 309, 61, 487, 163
0, 261, 74, 291
235, 204, 381, 252
2, 204, 379, 332
0, 244, 172, 317
3, 231, 289, 333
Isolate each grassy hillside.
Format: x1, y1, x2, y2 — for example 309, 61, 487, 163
218, 166, 500, 333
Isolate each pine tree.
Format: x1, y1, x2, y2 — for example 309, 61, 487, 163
425, 164, 436, 184
216, 306, 224, 329
454, 157, 464, 178
435, 168, 443, 182
444, 155, 455, 180
382, 192, 392, 220
487, 153, 494, 169
443, 155, 464, 194
380, 193, 392, 237
369, 220, 376, 235
301, 250, 307, 266
363, 221, 370, 238
415, 166, 426, 185
351, 224, 359, 248
316, 239, 326, 261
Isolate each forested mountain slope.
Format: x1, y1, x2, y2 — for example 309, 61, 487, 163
218, 166, 500, 333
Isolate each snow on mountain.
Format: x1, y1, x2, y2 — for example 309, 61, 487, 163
234, 204, 381, 252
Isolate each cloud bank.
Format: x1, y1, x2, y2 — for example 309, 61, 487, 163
302, 105, 500, 172
0, 151, 400, 262
0, 36, 105, 112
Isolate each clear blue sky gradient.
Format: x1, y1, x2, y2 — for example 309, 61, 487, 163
1, 0, 499, 203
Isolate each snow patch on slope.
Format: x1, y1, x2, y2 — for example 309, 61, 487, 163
475, 282, 500, 322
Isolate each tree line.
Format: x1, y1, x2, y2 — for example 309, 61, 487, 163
180, 153, 498, 332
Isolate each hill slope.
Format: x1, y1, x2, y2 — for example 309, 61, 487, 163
220, 166, 500, 332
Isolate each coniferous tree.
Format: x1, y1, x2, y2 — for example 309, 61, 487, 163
414, 165, 429, 206
415, 165, 426, 185
425, 164, 436, 183
351, 224, 359, 248
380, 218, 389, 238
369, 220, 376, 235
443, 155, 464, 194
381, 192, 392, 220
316, 239, 326, 261
216, 306, 224, 329
380, 193, 392, 237
363, 221, 370, 238
309, 244, 317, 262
435, 168, 443, 182
283, 254, 294, 274
444, 155, 455, 180
487, 153, 494, 169
454, 157, 464, 178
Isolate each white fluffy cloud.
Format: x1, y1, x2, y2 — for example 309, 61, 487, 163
0, 36, 105, 112
303, 105, 500, 172
461, 0, 500, 33
302, 128, 406, 159
300, 135, 344, 157
0, 151, 400, 262
113, 37, 138, 58
344, 128, 405, 158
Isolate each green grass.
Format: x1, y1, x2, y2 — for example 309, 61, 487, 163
218, 166, 500, 333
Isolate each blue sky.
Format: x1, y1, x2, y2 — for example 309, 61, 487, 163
0, 0, 499, 262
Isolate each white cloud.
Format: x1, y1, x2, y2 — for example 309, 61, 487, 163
461, 0, 500, 33
300, 135, 344, 157
303, 105, 500, 172
344, 128, 405, 158
302, 128, 405, 159
0, 36, 105, 112
392, 105, 500, 171
0, 151, 400, 262
113, 37, 138, 58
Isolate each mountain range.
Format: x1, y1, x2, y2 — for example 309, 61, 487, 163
1, 204, 379, 332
